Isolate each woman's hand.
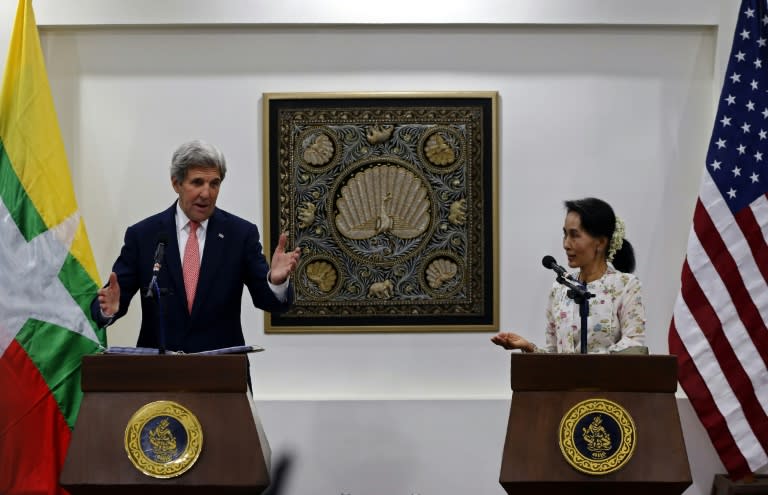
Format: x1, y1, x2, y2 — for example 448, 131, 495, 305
491, 332, 535, 352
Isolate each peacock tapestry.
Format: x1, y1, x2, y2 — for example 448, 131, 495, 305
263, 92, 498, 333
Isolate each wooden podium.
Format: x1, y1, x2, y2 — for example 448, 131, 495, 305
60, 354, 271, 495
499, 353, 691, 495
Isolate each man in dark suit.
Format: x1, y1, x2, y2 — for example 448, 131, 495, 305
91, 140, 300, 352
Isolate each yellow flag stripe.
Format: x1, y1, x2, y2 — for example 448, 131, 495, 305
0, 0, 100, 285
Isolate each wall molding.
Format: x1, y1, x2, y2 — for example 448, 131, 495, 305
29, 0, 718, 27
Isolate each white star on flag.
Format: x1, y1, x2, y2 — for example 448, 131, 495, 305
0, 199, 99, 357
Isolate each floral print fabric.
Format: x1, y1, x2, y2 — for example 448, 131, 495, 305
542, 264, 646, 353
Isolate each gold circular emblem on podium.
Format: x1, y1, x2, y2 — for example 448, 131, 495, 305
124, 400, 203, 478
558, 398, 636, 475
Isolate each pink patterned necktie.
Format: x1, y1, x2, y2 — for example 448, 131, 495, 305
182, 221, 200, 313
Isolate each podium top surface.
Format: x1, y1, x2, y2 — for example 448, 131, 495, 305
80, 354, 248, 392
509, 353, 678, 392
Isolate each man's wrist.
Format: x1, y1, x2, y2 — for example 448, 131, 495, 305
99, 308, 115, 326
267, 270, 288, 286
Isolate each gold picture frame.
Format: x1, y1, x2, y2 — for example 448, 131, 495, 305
263, 92, 498, 333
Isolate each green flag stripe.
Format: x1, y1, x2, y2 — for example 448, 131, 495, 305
15, 320, 102, 428
59, 252, 107, 346
1, 139, 106, 428
0, 139, 47, 241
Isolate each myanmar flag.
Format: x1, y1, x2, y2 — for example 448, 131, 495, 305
0, 1, 107, 494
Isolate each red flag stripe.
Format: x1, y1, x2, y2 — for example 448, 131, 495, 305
669, 324, 752, 478
684, 206, 768, 419
672, 288, 768, 472
679, 260, 768, 454
698, 174, 768, 363
693, 196, 768, 368
735, 195, 768, 285
0, 340, 71, 495
672, 177, 768, 472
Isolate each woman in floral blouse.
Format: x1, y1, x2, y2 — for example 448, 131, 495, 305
492, 197, 646, 353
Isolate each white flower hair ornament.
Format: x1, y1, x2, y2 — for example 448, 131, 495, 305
607, 217, 625, 263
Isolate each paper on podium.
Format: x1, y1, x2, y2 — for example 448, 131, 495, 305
195, 345, 265, 355
102, 345, 265, 355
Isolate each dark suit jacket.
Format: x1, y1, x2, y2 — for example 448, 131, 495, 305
91, 203, 291, 352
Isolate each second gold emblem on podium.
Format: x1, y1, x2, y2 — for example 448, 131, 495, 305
558, 398, 636, 475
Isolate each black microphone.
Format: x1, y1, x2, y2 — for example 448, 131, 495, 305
145, 233, 168, 297
542, 255, 570, 279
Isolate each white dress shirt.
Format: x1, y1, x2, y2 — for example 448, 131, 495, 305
175, 203, 288, 301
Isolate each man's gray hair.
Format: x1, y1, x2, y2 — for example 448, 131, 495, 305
170, 139, 227, 183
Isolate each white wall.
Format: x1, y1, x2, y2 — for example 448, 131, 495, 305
40, 19, 717, 401
1, 1, 757, 494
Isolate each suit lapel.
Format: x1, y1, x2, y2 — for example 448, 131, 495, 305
191, 208, 226, 317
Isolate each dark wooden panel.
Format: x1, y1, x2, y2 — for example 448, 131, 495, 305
509, 353, 678, 392
500, 392, 689, 484
81, 354, 248, 392
500, 355, 691, 495
61, 355, 269, 494
65, 393, 267, 484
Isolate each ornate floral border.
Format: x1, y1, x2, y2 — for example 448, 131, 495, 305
263, 92, 498, 333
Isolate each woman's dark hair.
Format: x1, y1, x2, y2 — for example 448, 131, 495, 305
564, 197, 636, 273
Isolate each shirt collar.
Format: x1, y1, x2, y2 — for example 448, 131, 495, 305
175, 202, 209, 233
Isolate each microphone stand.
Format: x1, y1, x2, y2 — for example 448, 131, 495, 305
144, 240, 168, 354
148, 278, 168, 355
555, 275, 594, 354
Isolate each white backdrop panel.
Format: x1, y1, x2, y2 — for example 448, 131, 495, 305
37, 25, 715, 399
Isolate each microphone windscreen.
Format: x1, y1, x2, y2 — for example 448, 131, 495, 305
542, 255, 556, 269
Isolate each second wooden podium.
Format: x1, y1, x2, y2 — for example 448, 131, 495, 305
499, 353, 691, 495
60, 354, 271, 495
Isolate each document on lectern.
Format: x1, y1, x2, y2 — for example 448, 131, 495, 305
101, 345, 264, 355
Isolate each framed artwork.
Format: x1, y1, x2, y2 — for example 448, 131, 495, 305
263, 92, 498, 333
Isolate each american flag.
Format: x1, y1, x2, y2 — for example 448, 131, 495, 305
668, 0, 768, 479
